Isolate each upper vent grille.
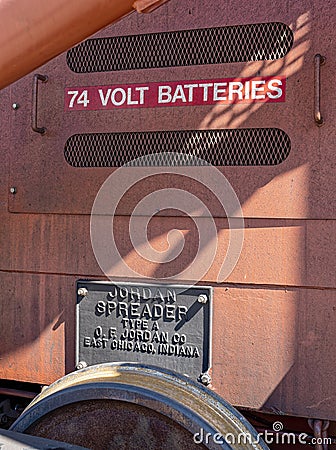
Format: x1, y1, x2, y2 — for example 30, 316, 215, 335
66, 23, 293, 73
64, 128, 291, 167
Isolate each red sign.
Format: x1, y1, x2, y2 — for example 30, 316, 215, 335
65, 76, 286, 111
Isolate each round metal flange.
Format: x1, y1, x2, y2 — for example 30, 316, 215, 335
11, 363, 269, 450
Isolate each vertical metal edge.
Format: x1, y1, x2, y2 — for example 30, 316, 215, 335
208, 286, 213, 376
75, 280, 82, 369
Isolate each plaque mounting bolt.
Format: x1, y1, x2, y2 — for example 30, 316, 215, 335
78, 287, 88, 297
197, 294, 208, 304
12, 103, 20, 110
76, 361, 87, 370
9, 187, 17, 194
200, 372, 212, 386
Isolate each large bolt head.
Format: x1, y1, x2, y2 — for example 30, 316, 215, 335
78, 287, 88, 297
200, 372, 212, 386
76, 361, 88, 370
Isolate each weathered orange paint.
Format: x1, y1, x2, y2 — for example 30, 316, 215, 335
0, 0, 168, 90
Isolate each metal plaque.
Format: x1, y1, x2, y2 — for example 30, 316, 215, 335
76, 281, 212, 381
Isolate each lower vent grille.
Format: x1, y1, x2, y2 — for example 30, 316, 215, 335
64, 128, 290, 167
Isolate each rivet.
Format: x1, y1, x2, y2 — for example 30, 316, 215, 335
200, 372, 211, 386
78, 287, 88, 297
197, 294, 208, 304
76, 361, 88, 370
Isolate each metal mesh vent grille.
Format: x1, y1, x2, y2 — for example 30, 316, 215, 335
64, 129, 290, 167
66, 23, 293, 73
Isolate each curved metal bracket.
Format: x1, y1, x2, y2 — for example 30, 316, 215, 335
314, 54, 326, 126
32, 74, 48, 134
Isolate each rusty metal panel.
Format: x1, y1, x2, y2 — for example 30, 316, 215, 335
1, 271, 336, 421
0, 215, 335, 289
0, 271, 76, 385
6, 0, 335, 219
211, 286, 336, 420
0, 0, 335, 425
